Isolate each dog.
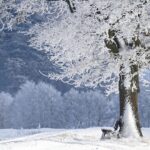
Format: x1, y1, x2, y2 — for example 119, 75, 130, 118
101, 128, 117, 139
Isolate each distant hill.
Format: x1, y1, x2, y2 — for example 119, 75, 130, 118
0, 30, 70, 94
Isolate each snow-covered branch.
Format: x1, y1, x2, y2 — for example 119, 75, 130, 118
1, 0, 150, 94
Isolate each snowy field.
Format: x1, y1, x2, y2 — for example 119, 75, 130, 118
0, 128, 150, 150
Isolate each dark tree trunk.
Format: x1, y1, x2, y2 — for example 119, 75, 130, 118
119, 64, 143, 137
130, 64, 143, 136
119, 65, 126, 118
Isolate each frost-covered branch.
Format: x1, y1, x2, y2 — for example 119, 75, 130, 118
1, 0, 150, 94
23, 0, 150, 94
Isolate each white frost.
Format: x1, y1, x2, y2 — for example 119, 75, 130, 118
122, 101, 139, 138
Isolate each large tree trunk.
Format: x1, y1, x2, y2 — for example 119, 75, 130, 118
119, 64, 143, 137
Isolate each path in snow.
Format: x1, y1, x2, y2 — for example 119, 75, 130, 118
0, 128, 150, 150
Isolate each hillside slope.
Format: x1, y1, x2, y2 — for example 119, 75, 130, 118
0, 31, 70, 94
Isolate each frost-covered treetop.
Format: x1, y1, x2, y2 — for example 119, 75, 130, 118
0, 0, 50, 30
1, 0, 150, 94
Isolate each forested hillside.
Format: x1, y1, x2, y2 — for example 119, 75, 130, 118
0, 31, 69, 93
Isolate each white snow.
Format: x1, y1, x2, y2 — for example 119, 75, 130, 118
122, 101, 139, 138
0, 128, 150, 150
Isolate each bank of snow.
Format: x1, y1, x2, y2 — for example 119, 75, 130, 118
0, 128, 150, 150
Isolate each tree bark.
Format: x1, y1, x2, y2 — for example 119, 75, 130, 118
119, 64, 143, 137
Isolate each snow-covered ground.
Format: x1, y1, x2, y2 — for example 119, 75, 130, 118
0, 128, 150, 150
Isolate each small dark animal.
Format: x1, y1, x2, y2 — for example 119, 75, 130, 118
101, 129, 116, 139
114, 116, 123, 132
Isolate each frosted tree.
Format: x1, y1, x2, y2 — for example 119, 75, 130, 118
0, 92, 13, 128
1, 0, 150, 137
11, 81, 64, 128
0, 0, 22, 31
139, 85, 150, 127
8, 81, 116, 129
63, 89, 117, 128
0, 0, 50, 30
